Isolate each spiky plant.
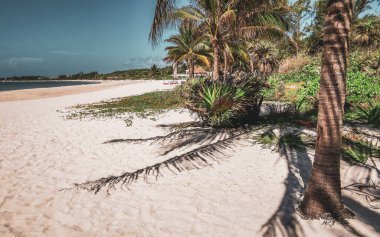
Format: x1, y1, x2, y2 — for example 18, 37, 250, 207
183, 73, 266, 127
354, 103, 380, 127
342, 135, 380, 168
254, 128, 313, 155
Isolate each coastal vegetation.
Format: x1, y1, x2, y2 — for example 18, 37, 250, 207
66, 89, 183, 121
66, 0, 380, 230
0, 66, 176, 81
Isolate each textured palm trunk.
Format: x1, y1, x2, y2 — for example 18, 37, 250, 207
249, 54, 254, 73
187, 58, 194, 78
173, 61, 178, 80
299, 0, 353, 218
223, 50, 228, 81
212, 40, 220, 81
376, 60, 380, 76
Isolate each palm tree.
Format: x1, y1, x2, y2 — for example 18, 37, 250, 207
246, 40, 280, 76
172, 0, 238, 80
289, 0, 312, 53
353, 15, 380, 52
220, 33, 251, 80
150, 0, 294, 80
150, 64, 159, 78
298, 0, 354, 220
164, 21, 212, 78
305, 0, 375, 53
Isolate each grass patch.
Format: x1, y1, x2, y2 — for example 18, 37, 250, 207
66, 89, 184, 120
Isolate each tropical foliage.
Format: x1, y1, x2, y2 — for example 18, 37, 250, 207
66, 1, 380, 226
342, 134, 380, 167
164, 20, 212, 78
183, 73, 266, 127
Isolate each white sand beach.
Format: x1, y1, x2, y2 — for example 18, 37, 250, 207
0, 81, 379, 237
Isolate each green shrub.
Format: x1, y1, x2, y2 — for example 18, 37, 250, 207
275, 60, 320, 83
349, 51, 379, 75
342, 135, 380, 167
183, 73, 266, 127
346, 71, 380, 104
66, 90, 184, 119
351, 103, 380, 127
296, 70, 380, 108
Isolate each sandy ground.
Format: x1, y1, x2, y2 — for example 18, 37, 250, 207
0, 81, 379, 237
0, 80, 144, 102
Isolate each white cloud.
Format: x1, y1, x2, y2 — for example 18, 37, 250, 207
51, 50, 99, 56
124, 56, 168, 69
0, 57, 45, 68
51, 50, 82, 56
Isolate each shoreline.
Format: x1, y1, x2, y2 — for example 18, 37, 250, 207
0, 80, 145, 102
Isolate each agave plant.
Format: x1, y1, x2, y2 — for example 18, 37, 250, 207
183, 73, 266, 127
342, 135, 380, 168
354, 103, 380, 127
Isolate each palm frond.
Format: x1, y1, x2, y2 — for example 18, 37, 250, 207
103, 128, 212, 144
342, 135, 380, 168
253, 128, 314, 156
68, 130, 248, 194
149, 0, 177, 47
218, 9, 237, 27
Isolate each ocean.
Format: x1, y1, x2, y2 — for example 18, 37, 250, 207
0, 80, 100, 92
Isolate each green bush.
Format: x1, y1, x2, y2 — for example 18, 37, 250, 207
296, 70, 380, 108
351, 103, 380, 127
274, 60, 320, 83
346, 71, 380, 104
183, 73, 266, 127
342, 136, 380, 167
66, 90, 184, 119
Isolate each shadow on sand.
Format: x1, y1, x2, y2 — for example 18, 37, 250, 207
66, 124, 379, 236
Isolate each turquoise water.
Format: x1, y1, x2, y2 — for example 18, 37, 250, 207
0, 80, 99, 92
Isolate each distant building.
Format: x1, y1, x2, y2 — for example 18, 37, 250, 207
185, 66, 210, 77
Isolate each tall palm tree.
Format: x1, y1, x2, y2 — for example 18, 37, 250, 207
164, 21, 212, 78
246, 40, 280, 76
220, 34, 251, 80
289, 0, 312, 53
299, 0, 354, 219
172, 0, 238, 80
305, 0, 374, 53
150, 0, 294, 80
353, 15, 380, 52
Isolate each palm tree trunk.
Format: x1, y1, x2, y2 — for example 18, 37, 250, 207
223, 50, 228, 81
249, 55, 254, 73
212, 40, 220, 81
187, 58, 194, 78
173, 61, 178, 80
299, 0, 354, 219
376, 59, 380, 76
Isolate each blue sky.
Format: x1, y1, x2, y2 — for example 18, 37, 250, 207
0, 0, 186, 77
0, 0, 378, 77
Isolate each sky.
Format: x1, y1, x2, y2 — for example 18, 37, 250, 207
0, 0, 378, 77
0, 0, 185, 77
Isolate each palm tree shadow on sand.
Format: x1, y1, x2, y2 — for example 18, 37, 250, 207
254, 127, 313, 237
66, 126, 252, 194
64, 123, 379, 236
256, 127, 380, 237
